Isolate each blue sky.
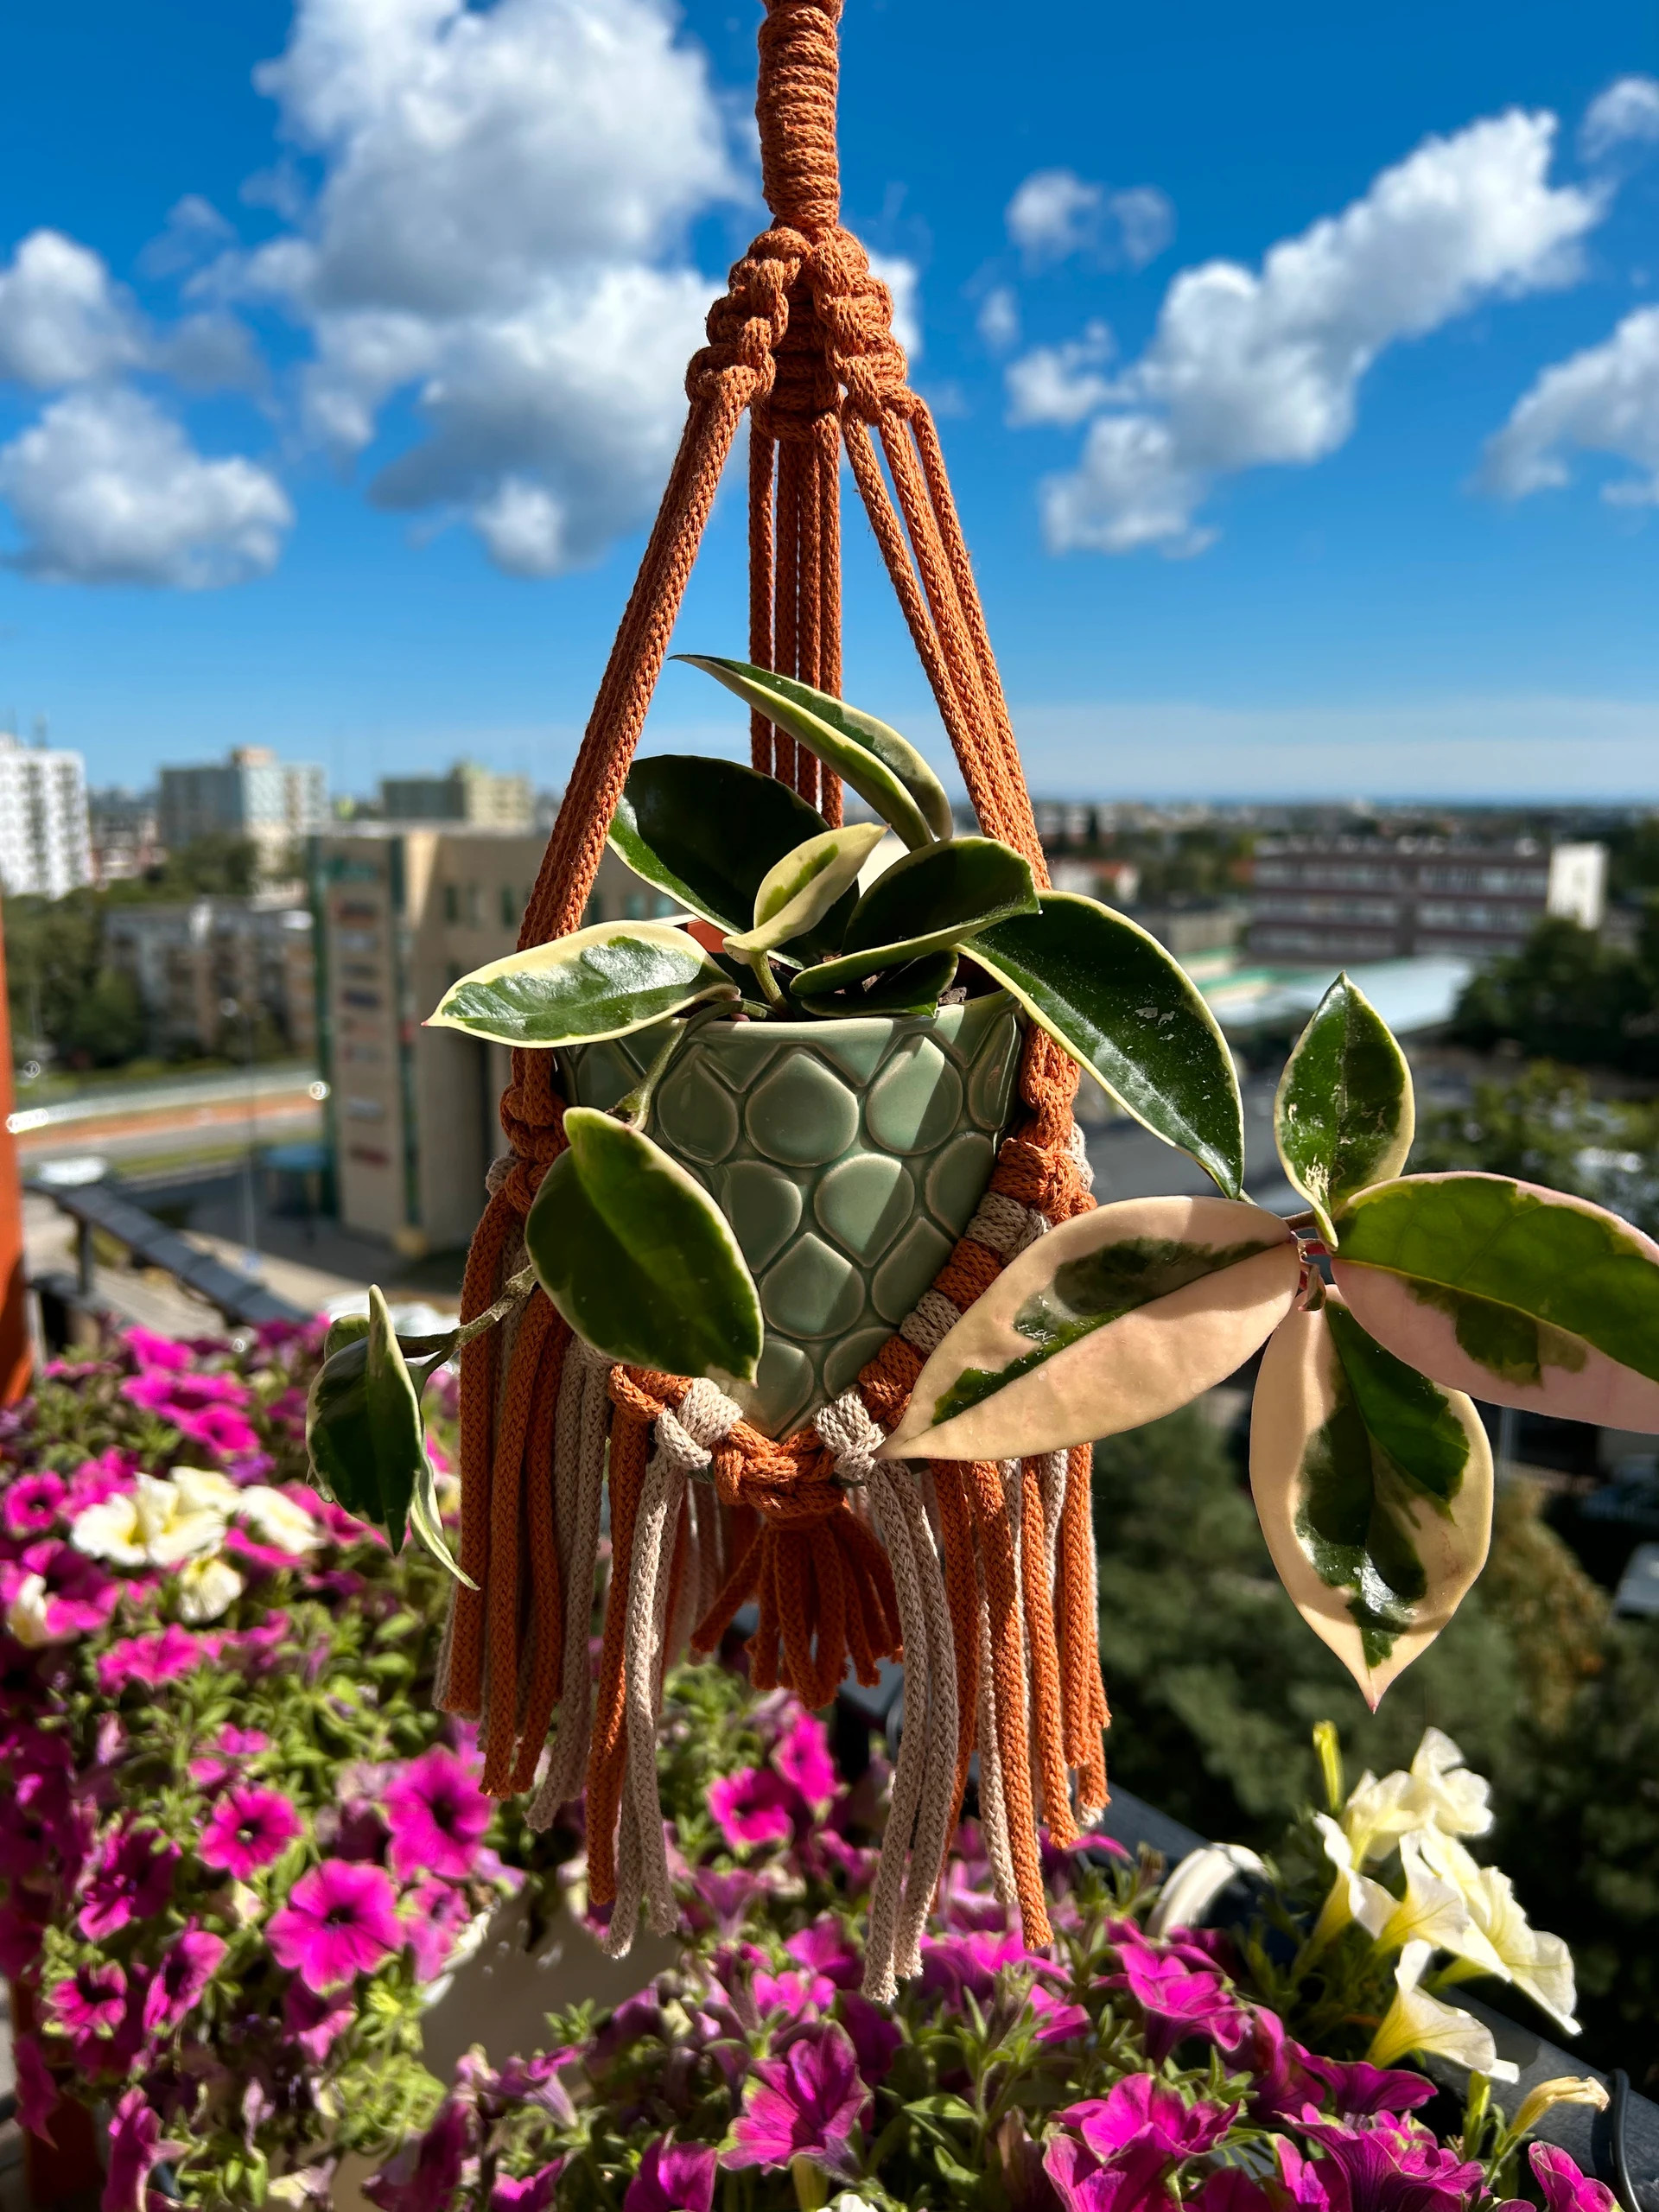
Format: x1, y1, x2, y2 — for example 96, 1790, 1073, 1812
0, 0, 1656, 803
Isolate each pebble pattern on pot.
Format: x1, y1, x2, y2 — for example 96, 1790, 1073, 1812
563, 994, 1023, 1436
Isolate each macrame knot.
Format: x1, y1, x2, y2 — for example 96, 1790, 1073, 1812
756, 0, 843, 240
493, 1077, 566, 1213
994, 1135, 1089, 1222
688, 231, 804, 408
809, 228, 910, 423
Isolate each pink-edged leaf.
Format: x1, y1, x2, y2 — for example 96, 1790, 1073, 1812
1332, 1172, 1659, 1429
1250, 1294, 1493, 1709
887, 1194, 1301, 1463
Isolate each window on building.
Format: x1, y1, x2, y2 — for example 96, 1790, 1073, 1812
443, 884, 459, 924
500, 883, 517, 929
466, 883, 481, 925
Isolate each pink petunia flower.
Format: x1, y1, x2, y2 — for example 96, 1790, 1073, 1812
63, 1450, 143, 1517
384, 1746, 491, 1881
1508, 2144, 1619, 2212
79, 1825, 179, 1940
1030, 1983, 1092, 2044
490, 2169, 563, 2212
1192, 2171, 1277, 2212
835, 1991, 902, 2086
124, 1327, 194, 1374
142, 1923, 227, 2033
707, 1766, 795, 1853
625, 2137, 717, 2212
14, 2033, 59, 2146
188, 1723, 270, 1790
785, 1916, 862, 1990
3, 1471, 66, 1538
98, 1624, 219, 1696
1107, 1929, 1252, 2063
402, 1877, 478, 1984
1044, 2131, 1172, 2212
686, 1866, 763, 1937
364, 2097, 472, 2212
723, 2019, 870, 2179
1298, 2115, 1485, 2212
175, 1403, 262, 1457
1063, 2075, 1238, 2163
268, 1858, 404, 1991
48, 1960, 128, 2037
283, 1979, 358, 2063
200, 1784, 303, 1878
104, 2088, 183, 2212
1300, 2054, 1438, 2120
919, 1927, 1052, 2006
772, 1708, 837, 1809
4, 1541, 121, 1640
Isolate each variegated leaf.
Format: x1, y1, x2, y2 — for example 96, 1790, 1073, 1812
1274, 974, 1414, 1243
1250, 1293, 1493, 1708
429, 920, 738, 1048
725, 822, 888, 957
1332, 1172, 1659, 1429
886, 1193, 1301, 1462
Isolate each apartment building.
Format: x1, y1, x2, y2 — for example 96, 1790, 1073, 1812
1249, 836, 1607, 964
312, 828, 668, 1252
88, 786, 163, 885
380, 760, 533, 830
0, 734, 92, 897
104, 895, 317, 1059
158, 747, 327, 877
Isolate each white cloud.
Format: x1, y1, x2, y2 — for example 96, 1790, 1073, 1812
0, 387, 292, 587
1481, 305, 1659, 505
1004, 320, 1116, 427
1022, 110, 1601, 555
235, 0, 748, 573
977, 284, 1020, 353
1005, 168, 1173, 270
1580, 75, 1659, 162
868, 251, 922, 362
0, 231, 141, 387
139, 196, 237, 280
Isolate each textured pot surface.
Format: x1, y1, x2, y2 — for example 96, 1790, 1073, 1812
563, 994, 1023, 1436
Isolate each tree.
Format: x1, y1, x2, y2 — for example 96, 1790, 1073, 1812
1410, 1061, 1659, 1233
1451, 918, 1653, 1071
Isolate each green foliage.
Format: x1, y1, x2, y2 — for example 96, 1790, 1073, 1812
1451, 917, 1659, 1074
1411, 1061, 1659, 1234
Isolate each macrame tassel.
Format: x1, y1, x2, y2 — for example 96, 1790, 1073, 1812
529, 1337, 614, 1829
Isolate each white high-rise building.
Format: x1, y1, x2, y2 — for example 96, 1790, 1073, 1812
0, 734, 92, 897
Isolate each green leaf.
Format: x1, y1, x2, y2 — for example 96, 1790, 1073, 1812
526, 1105, 762, 1385
725, 822, 889, 957
429, 920, 738, 1048
1332, 1171, 1659, 1427
676, 655, 951, 849
322, 1312, 370, 1359
305, 1287, 455, 1553
793, 950, 960, 1018
1274, 974, 1414, 1243
971, 892, 1246, 1199
607, 755, 837, 938
789, 837, 1039, 993
886, 1193, 1300, 1461
1249, 1293, 1493, 1708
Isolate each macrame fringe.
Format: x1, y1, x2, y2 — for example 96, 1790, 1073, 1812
438, 0, 1113, 1972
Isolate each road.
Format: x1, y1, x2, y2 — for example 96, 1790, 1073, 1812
10, 1065, 324, 1171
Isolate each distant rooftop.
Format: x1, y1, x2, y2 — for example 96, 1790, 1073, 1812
1201, 955, 1473, 1038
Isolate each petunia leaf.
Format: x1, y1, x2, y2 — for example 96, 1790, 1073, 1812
428, 921, 739, 1049
607, 755, 840, 941
970, 893, 1246, 1198
1332, 1172, 1659, 1429
306, 1287, 461, 1564
1250, 1291, 1493, 1709
526, 1106, 762, 1385
886, 1194, 1301, 1462
788, 836, 1039, 994
676, 655, 951, 849
1274, 974, 1415, 1245
725, 822, 889, 958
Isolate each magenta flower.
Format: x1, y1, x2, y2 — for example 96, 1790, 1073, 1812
48, 1960, 128, 2037
175, 1403, 262, 1456
0, 1765, 91, 1885
751, 1965, 830, 2024
188, 1722, 270, 1789
723, 2019, 869, 2179
365, 2097, 472, 2212
1504, 2144, 1618, 2212
919, 1927, 1049, 2006
1108, 1929, 1251, 2062
104, 2087, 182, 2212
1044, 2132, 1172, 2212
200, 1783, 303, 1877
384, 1745, 491, 1881
5, 1541, 121, 1639
491, 2171, 563, 2212
3, 1471, 66, 1537
142, 1924, 227, 2033
1298, 2115, 1484, 2212
283, 1978, 357, 2062
14, 2033, 59, 2146
125, 1327, 193, 1374
98, 1624, 218, 1696
785, 1916, 862, 1990
773, 1708, 838, 1809
64, 1450, 141, 1516
1030, 1982, 1092, 2044
0, 1896, 48, 1977
708, 1765, 795, 1852
1192, 2171, 1277, 2212
1301, 2055, 1438, 2120
836, 1991, 902, 2086
402, 1875, 477, 1982
1063, 2075, 1237, 2163
688, 1866, 763, 1936
79, 1825, 179, 1940
625, 2137, 718, 2212
269, 1857, 404, 1991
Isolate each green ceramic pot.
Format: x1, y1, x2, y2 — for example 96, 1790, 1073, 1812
563, 993, 1023, 1437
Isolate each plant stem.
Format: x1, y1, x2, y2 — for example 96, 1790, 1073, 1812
453, 1264, 537, 1351
747, 947, 787, 1011
613, 994, 741, 1128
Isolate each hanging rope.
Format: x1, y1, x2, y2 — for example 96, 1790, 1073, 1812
436, 0, 1109, 1964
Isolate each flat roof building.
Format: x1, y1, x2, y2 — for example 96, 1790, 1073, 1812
0, 734, 92, 899
158, 747, 327, 877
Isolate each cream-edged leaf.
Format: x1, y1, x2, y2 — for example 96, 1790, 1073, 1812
1274, 974, 1414, 1243
429, 921, 738, 1049
887, 1194, 1300, 1462
1249, 1294, 1493, 1710
1332, 1172, 1659, 1429
725, 822, 888, 957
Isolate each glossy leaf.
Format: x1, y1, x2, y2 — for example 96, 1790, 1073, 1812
789, 837, 1039, 994
970, 893, 1246, 1199
527, 1106, 762, 1385
677, 655, 949, 849
1332, 1172, 1659, 1429
794, 950, 961, 1019
429, 921, 738, 1048
306, 1287, 462, 1569
607, 755, 838, 941
887, 1193, 1300, 1461
725, 822, 889, 957
1250, 1293, 1493, 1709
1275, 974, 1415, 1244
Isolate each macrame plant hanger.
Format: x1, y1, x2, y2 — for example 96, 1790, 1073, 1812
435, 0, 1110, 1999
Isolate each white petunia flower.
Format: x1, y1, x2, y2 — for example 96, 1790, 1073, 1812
176, 1554, 245, 1624
1368, 1940, 1517, 2081
1417, 1827, 1581, 2036
236, 1485, 321, 1555
1509, 2078, 1608, 2139
1368, 1832, 1509, 1978
1309, 1813, 1395, 1949
1341, 1726, 1493, 1867
73, 1470, 232, 1569
4, 1573, 56, 1648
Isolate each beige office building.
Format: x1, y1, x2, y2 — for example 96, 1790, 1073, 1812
311, 827, 672, 1252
